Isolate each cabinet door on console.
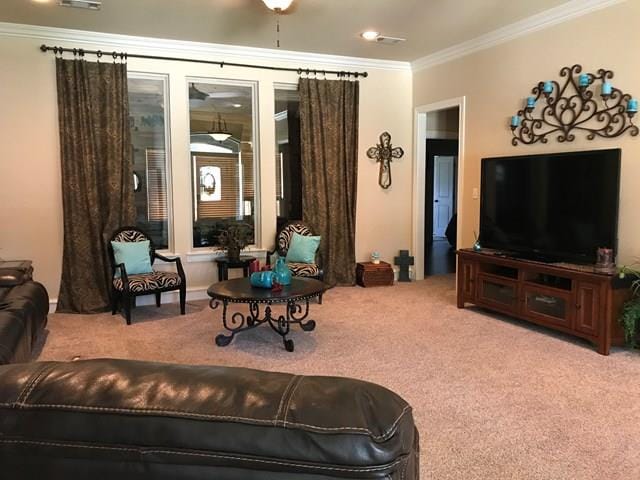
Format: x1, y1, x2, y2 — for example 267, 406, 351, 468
575, 282, 602, 337
477, 274, 519, 313
522, 286, 573, 329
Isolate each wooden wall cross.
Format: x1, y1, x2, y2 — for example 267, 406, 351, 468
366, 132, 404, 189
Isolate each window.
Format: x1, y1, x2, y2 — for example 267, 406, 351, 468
189, 80, 257, 248
128, 74, 171, 249
274, 87, 302, 230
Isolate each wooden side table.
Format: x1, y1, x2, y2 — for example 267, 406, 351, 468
214, 256, 256, 281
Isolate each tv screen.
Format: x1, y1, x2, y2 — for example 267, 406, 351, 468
480, 149, 621, 264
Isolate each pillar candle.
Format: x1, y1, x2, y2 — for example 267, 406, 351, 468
578, 74, 589, 87
511, 115, 520, 127
601, 82, 612, 95
543, 81, 553, 93
628, 98, 638, 113
526, 97, 536, 108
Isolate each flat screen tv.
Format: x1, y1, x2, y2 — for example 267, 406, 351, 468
479, 149, 621, 264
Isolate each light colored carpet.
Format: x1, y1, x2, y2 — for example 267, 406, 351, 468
37, 275, 640, 479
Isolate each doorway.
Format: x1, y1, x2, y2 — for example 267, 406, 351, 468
425, 138, 458, 275
424, 111, 459, 276
412, 98, 465, 280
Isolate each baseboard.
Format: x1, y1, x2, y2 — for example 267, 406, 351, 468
48, 286, 210, 314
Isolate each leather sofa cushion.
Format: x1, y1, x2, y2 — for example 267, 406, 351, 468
0, 282, 48, 364
0, 359, 417, 477
0, 313, 30, 365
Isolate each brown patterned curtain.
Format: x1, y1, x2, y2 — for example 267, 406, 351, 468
55, 58, 135, 313
299, 78, 359, 286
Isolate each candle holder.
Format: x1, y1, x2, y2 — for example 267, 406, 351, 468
510, 64, 639, 145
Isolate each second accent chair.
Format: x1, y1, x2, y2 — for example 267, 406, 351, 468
108, 227, 186, 325
267, 221, 324, 281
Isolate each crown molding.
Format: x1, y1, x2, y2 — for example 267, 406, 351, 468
0, 22, 411, 73
412, 0, 628, 72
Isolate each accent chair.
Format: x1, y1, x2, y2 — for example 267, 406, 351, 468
108, 227, 186, 325
267, 220, 324, 282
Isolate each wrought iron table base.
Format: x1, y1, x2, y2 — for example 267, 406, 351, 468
210, 299, 316, 352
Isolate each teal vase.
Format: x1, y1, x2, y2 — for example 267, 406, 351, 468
250, 271, 274, 288
273, 258, 292, 286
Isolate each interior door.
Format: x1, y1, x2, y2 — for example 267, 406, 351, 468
433, 155, 456, 237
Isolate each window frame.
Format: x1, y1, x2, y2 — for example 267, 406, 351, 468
273, 82, 300, 223
127, 71, 174, 253
186, 76, 261, 251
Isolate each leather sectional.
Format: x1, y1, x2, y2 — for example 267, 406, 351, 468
0, 280, 49, 365
0, 358, 419, 478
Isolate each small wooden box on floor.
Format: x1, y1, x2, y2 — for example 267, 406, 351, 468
356, 262, 394, 287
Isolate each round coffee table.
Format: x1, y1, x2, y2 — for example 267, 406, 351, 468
207, 277, 328, 352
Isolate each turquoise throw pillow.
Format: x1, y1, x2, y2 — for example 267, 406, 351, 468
111, 240, 153, 277
286, 233, 320, 264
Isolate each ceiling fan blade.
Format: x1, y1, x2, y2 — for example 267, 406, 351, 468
188, 83, 208, 101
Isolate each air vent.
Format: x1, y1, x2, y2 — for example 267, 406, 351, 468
58, 0, 101, 10
376, 36, 406, 45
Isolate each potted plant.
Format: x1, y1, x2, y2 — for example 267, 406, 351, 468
218, 220, 253, 261
618, 262, 640, 348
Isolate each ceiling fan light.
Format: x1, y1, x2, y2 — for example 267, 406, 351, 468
361, 31, 380, 41
262, 0, 293, 11
210, 132, 232, 142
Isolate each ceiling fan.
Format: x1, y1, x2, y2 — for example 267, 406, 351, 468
261, 0, 294, 12
192, 113, 233, 142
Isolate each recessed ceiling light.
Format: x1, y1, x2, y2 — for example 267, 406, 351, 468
232, 104, 242, 108
58, 0, 101, 10
361, 31, 380, 41
32, 0, 52, 3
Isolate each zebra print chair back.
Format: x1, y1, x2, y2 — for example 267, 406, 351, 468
276, 222, 313, 257
110, 227, 155, 265
268, 221, 323, 283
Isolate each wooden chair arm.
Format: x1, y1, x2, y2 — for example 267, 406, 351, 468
154, 253, 186, 282
155, 253, 179, 263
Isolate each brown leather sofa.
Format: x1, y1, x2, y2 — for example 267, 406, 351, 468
0, 358, 419, 479
0, 277, 49, 364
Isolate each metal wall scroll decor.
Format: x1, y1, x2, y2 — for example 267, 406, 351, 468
367, 132, 404, 189
510, 64, 638, 145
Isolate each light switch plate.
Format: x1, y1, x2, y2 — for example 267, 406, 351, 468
472, 187, 479, 199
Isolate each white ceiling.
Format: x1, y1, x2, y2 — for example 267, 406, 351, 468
0, 0, 582, 61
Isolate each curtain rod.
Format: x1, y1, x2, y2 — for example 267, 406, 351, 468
39, 44, 368, 78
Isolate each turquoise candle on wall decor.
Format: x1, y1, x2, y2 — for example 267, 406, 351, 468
601, 82, 612, 95
526, 97, 536, 108
511, 115, 520, 127
628, 98, 638, 112
543, 81, 553, 93
578, 73, 589, 86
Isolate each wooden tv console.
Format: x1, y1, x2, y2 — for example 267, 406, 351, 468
456, 249, 630, 355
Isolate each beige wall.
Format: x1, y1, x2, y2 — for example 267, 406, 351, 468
413, 0, 639, 265
0, 30, 413, 301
